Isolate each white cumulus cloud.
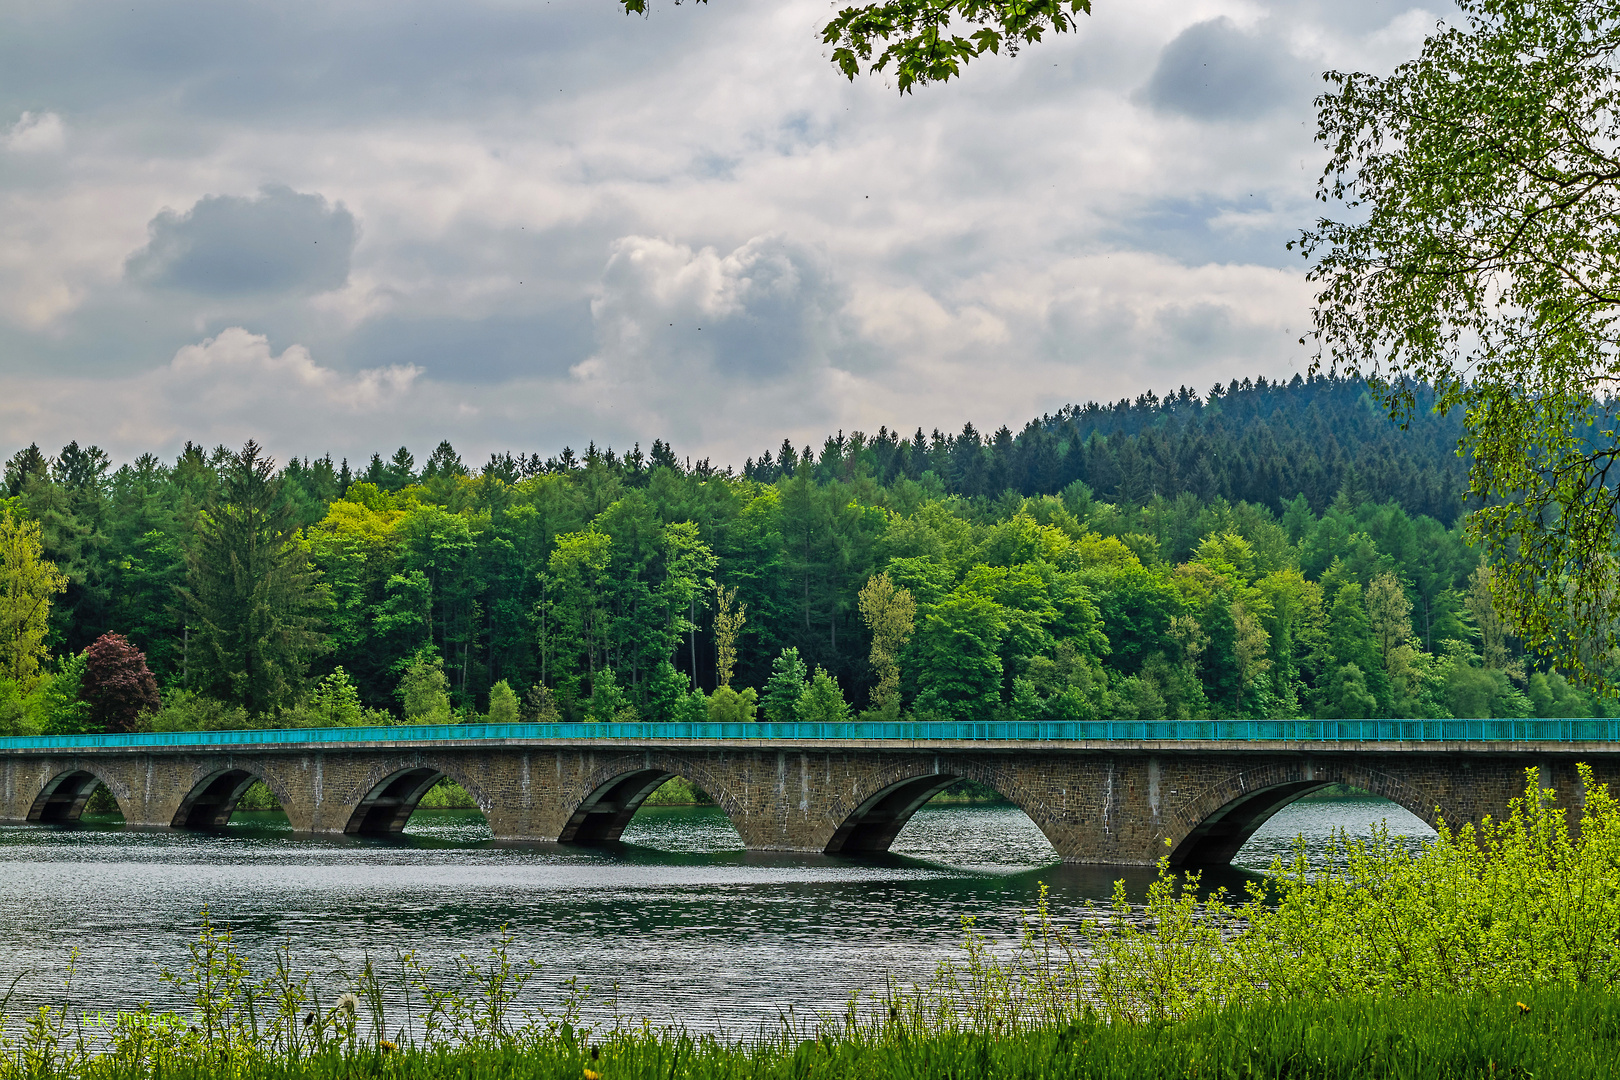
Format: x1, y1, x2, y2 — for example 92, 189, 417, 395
3, 112, 65, 154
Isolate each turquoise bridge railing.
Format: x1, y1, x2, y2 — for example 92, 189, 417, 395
1, 719, 1619, 752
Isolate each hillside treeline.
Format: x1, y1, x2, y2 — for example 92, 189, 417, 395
0, 374, 1598, 735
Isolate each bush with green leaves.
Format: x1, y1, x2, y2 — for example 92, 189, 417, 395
586, 668, 633, 723
795, 667, 850, 724
705, 685, 758, 723
397, 653, 452, 725
486, 679, 519, 724
144, 688, 251, 732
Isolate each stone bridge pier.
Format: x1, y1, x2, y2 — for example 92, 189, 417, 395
2, 739, 1616, 865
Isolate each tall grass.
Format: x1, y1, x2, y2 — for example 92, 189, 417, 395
3, 765, 1618, 1077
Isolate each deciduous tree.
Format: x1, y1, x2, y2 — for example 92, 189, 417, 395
858, 571, 915, 717
619, 0, 1091, 93
80, 632, 160, 733
0, 506, 67, 690
712, 583, 745, 689
1299, 0, 1620, 685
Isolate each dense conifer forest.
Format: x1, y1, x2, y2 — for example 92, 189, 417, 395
0, 373, 1599, 735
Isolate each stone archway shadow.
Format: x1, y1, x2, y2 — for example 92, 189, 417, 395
1166, 761, 1441, 866
27, 766, 131, 824
821, 758, 1060, 856
560, 758, 744, 845
338, 761, 494, 836
172, 766, 301, 829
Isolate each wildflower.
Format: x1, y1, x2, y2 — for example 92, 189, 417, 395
335, 993, 360, 1017
1517, 1002, 1530, 1014
584, 1069, 602, 1080
379, 1039, 397, 1054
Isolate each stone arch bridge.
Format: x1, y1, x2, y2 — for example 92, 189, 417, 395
2, 722, 1617, 865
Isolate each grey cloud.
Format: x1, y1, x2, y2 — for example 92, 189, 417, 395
1105, 195, 1300, 268
592, 235, 852, 382
1141, 18, 1310, 120
125, 185, 355, 296
346, 309, 595, 385
0, 1, 698, 126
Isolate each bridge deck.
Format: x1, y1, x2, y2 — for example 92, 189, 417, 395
2, 718, 1618, 754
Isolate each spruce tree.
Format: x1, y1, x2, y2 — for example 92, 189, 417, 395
181, 441, 327, 716
762, 647, 809, 723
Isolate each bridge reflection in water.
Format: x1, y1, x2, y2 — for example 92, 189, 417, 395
2, 720, 1615, 866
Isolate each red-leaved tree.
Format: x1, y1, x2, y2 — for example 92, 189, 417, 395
81, 633, 161, 733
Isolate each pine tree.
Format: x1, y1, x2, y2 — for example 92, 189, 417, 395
1321, 583, 1390, 717
762, 647, 809, 723
180, 441, 327, 715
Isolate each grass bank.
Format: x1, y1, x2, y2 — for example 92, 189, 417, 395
3, 988, 1612, 1079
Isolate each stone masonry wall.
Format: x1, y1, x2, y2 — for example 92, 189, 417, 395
2, 743, 1616, 865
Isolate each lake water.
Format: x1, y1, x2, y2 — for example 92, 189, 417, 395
0, 797, 1434, 1033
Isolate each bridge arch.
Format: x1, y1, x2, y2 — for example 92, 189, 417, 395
560, 757, 742, 844
172, 766, 297, 829
27, 767, 129, 824
822, 758, 1058, 856
342, 761, 492, 836
1167, 760, 1442, 865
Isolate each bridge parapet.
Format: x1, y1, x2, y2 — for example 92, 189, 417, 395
3, 717, 1620, 752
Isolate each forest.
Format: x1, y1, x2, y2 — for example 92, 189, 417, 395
0, 372, 1601, 737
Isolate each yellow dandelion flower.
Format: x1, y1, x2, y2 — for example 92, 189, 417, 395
1516, 1002, 1530, 1014
379, 1039, 397, 1053
584, 1069, 602, 1080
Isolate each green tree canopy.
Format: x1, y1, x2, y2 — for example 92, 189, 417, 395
1300, 0, 1620, 686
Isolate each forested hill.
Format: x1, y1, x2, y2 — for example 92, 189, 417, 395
740, 374, 1469, 525
5, 371, 1571, 742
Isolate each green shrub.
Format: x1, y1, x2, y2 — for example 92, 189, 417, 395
144, 688, 251, 732
795, 667, 849, 724
487, 679, 519, 724
397, 654, 451, 725
235, 781, 281, 811
706, 685, 757, 723
641, 776, 715, 805
415, 777, 477, 809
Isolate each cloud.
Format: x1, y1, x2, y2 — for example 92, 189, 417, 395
1141, 17, 1311, 120
0, 328, 421, 459
588, 234, 850, 381
559, 234, 862, 452
125, 185, 356, 296
0, 0, 1440, 464
167, 327, 418, 411
3, 112, 65, 153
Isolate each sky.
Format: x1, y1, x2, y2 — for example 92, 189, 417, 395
0, 0, 1446, 471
